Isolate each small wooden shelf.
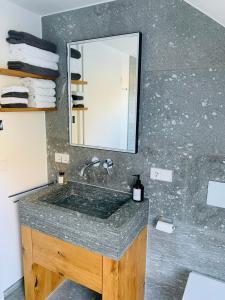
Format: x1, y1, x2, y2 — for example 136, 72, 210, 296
72, 107, 88, 111
71, 80, 88, 85
0, 68, 57, 80
0, 108, 57, 112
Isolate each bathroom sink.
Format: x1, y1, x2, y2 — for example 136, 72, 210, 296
19, 181, 149, 259
40, 183, 131, 219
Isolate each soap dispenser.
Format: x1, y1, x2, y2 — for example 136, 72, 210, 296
132, 175, 144, 202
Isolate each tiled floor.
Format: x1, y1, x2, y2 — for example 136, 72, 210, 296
5, 285, 24, 300
5, 280, 149, 299
47, 281, 101, 300
5, 280, 101, 300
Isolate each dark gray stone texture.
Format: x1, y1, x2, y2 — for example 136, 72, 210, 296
19, 182, 148, 260
42, 0, 225, 299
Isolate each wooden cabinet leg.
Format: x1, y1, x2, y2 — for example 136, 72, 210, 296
32, 264, 64, 300
102, 258, 119, 300
21, 226, 36, 300
21, 226, 63, 300
102, 227, 147, 300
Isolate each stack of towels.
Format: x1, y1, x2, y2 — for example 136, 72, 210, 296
70, 47, 84, 109
70, 48, 82, 81
0, 86, 29, 108
72, 93, 84, 108
21, 78, 56, 108
7, 30, 59, 78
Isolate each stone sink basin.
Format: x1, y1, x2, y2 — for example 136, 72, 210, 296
40, 183, 131, 219
19, 181, 149, 260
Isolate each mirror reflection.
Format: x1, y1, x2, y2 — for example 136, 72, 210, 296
68, 33, 140, 153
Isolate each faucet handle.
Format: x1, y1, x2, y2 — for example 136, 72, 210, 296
103, 159, 114, 175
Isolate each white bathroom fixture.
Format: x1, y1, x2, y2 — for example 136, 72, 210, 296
155, 218, 175, 234
207, 180, 225, 208
182, 272, 225, 300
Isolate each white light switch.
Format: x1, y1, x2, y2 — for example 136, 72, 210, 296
150, 167, 173, 182
55, 153, 62, 163
55, 153, 70, 164
62, 153, 70, 164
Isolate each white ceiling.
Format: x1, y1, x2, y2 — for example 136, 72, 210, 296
185, 0, 225, 28
8, 0, 117, 16
8, 0, 225, 27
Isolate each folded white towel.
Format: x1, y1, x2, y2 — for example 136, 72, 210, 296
9, 52, 58, 70
70, 58, 82, 74
29, 95, 56, 103
21, 78, 56, 89
27, 87, 55, 97
9, 44, 59, 63
1, 86, 29, 95
28, 100, 56, 108
72, 91, 84, 96
0, 98, 28, 105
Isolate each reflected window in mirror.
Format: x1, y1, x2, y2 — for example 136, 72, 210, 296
67, 33, 141, 153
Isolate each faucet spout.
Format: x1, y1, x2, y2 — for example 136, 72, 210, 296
79, 157, 101, 178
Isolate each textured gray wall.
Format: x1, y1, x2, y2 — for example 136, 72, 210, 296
42, 0, 225, 299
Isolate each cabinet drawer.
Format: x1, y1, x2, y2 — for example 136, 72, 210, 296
32, 230, 103, 293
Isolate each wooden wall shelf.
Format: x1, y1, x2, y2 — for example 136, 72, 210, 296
72, 107, 88, 111
0, 108, 57, 112
71, 80, 88, 85
0, 68, 57, 80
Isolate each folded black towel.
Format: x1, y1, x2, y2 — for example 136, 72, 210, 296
72, 95, 84, 101
1, 92, 29, 99
71, 73, 81, 81
73, 104, 84, 108
1, 103, 28, 108
71, 48, 81, 59
8, 61, 59, 78
7, 30, 57, 53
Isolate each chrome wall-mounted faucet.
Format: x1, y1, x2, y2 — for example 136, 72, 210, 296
102, 159, 114, 175
79, 157, 101, 178
79, 157, 114, 178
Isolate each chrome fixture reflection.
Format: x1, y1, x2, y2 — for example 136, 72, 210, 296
79, 157, 114, 177
102, 159, 114, 175
79, 157, 101, 178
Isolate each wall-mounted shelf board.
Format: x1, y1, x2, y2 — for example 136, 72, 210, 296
71, 80, 88, 85
72, 107, 88, 111
0, 68, 57, 80
0, 108, 57, 112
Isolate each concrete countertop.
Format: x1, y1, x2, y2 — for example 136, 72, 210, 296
18, 181, 149, 260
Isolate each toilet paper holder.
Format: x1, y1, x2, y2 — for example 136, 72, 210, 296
155, 216, 175, 234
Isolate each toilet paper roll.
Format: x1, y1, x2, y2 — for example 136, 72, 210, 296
156, 220, 175, 233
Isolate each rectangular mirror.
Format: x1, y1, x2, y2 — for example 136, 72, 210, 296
67, 33, 141, 153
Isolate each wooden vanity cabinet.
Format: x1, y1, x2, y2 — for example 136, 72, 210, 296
21, 226, 147, 300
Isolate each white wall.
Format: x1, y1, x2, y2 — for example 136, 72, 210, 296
185, 0, 225, 28
0, 1, 46, 298
83, 43, 129, 150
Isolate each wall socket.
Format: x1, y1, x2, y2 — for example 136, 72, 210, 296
55, 153, 70, 164
150, 167, 173, 182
